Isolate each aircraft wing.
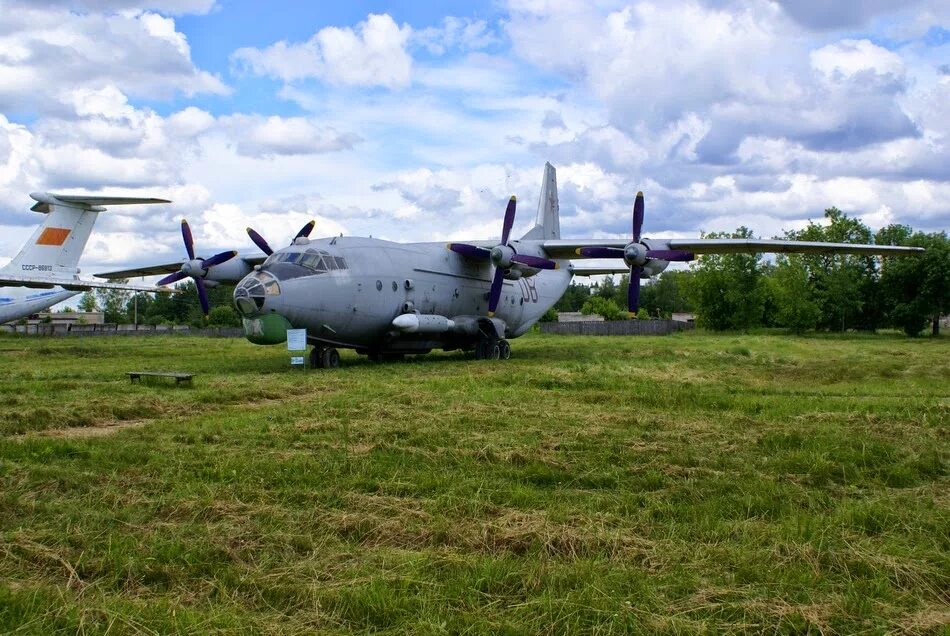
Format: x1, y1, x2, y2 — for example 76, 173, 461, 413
664, 238, 924, 256
0, 274, 176, 292
94, 260, 184, 278
94, 252, 267, 279
544, 239, 924, 259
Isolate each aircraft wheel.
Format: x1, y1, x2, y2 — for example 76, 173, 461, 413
322, 348, 340, 369
473, 341, 486, 360
498, 340, 511, 360
488, 342, 501, 360
310, 347, 325, 369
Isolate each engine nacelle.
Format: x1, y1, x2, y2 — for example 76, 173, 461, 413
207, 258, 254, 284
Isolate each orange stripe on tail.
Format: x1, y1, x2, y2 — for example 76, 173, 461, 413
36, 227, 71, 246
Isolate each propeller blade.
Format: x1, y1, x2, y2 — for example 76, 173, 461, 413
202, 250, 238, 268
645, 249, 694, 261
500, 196, 516, 245
246, 227, 273, 256
632, 192, 644, 243
447, 243, 491, 260
628, 265, 643, 314
575, 246, 625, 259
195, 277, 210, 317
295, 220, 315, 240
511, 254, 558, 270
487, 266, 505, 317
157, 270, 188, 286
181, 219, 196, 261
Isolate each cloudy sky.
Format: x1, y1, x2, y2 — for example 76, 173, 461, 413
0, 0, 947, 275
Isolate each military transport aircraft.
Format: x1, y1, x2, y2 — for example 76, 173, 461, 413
0, 194, 173, 325
98, 164, 924, 368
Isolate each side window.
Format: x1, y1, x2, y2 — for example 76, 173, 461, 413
334, 256, 346, 270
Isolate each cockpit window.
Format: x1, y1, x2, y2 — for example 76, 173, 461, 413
265, 249, 346, 274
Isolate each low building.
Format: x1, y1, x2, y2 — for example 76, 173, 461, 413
672, 312, 695, 324
21, 311, 105, 326
557, 311, 604, 322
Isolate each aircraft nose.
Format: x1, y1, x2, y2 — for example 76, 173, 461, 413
233, 270, 281, 317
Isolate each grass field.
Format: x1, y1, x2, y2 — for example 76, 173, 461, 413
0, 331, 947, 634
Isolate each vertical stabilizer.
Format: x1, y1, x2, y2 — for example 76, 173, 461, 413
1, 193, 169, 277
521, 162, 560, 240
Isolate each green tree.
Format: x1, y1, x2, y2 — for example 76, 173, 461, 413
555, 282, 592, 312
96, 281, 131, 324
640, 270, 694, 317
126, 292, 154, 325
784, 208, 878, 331
595, 275, 618, 301
77, 291, 97, 312
581, 296, 626, 321
686, 227, 768, 330
768, 256, 821, 333
208, 305, 241, 327
877, 228, 949, 336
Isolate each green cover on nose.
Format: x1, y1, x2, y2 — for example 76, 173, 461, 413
242, 313, 292, 345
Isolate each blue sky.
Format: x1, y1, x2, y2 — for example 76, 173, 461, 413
0, 0, 947, 272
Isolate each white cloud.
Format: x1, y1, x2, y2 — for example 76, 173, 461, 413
811, 39, 906, 80
1, 2, 948, 281
0, 3, 228, 112
232, 13, 412, 88
5, 0, 216, 14
414, 16, 499, 55
222, 115, 363, 158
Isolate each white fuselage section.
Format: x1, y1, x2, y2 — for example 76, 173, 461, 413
0, 286, 76, 324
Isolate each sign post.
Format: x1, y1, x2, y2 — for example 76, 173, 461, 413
286, 328, 307, 367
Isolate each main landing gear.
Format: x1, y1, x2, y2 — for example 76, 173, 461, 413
310, 346, 340, 369
473, 338, 511, 361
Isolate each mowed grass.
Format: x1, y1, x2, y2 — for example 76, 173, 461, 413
0, 331, 947, 634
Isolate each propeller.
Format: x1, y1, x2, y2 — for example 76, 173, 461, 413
157, 219, 237, 317
447, 196, 559, 316
575, 192, 695, 314
246, 220, 316, 256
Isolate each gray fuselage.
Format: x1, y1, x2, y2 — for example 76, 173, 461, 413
233, 236, 571, 351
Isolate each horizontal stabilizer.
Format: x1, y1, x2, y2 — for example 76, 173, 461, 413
29, 192, 170, 213
0, 274, 177, 293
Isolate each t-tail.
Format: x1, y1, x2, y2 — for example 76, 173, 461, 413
1, 193, 169, 279
521, 162, 560, 241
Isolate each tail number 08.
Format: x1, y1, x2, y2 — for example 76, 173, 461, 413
519, 277, 538, 303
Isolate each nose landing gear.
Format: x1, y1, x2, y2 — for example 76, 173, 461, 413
310, 346, 340, 369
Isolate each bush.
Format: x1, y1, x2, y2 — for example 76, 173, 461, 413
581, 296, 627, 321
207, 305, 241, 327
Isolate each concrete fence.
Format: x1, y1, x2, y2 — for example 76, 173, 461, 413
1, 323, 244, 338
540, 319, 693, 336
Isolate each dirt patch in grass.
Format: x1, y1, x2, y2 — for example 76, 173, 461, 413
33, 418, 151, 439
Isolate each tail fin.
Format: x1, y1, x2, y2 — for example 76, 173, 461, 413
521, 162, 560, 240
1, 193, 169, 277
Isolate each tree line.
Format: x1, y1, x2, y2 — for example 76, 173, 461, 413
76, 281, 241, 328
553, 209, 947, 336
